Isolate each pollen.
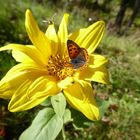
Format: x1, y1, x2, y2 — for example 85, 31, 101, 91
46, 55, 74, 80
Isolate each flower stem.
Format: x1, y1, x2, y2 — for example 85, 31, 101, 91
62, 125, 66, 140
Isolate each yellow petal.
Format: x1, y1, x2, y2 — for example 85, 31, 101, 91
25, 9, 51, 61
88, 54, 108, 68
64, 80, 99, 121
58, 13, 69, 56
69, 21, 105, 54
0, 44, 46, 65
78, 65, 109, 84
0, 63, 46, 99
45, 24, 58, 55
12, 49, 33, 63
8, 76, 60, 112
57, 77, 74, 89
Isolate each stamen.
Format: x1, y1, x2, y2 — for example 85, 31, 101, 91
46, 55, 74, 80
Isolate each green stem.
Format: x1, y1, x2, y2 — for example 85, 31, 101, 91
62, 125, 66, 140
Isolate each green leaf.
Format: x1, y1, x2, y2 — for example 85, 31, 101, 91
63, 109, 72, 124
19, 108, 63, 140
51, 93, 66, 117
40, 97, 51, 106
71, 109, 92, 129
96, 97, 110, 119
99, 100, 110, 118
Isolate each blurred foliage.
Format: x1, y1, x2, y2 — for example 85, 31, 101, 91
0, 0, 140, 140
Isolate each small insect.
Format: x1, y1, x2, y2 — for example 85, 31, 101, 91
67, 40, 88, 69
42, 19, 53, 25
42, 13, 56, 26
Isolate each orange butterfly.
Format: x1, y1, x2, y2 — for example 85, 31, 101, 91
67, 40, 88, 69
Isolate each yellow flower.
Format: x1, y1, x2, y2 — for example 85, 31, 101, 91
0, 9, 109, 121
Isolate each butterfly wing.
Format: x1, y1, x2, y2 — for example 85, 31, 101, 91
67, 40, 81, 59
76, 48, 88, 62
67, 40, 88, 69
71, 48, 88, 69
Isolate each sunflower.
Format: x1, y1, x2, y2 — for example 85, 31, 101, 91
0, 9, 109, 121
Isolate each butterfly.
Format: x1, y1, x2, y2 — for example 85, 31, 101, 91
67, 40, 88, 69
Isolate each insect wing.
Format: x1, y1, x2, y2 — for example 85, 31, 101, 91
77, 48, 88, 62
67, 40, 81, 59
67, 40, 88, 69
71, 48, 88, 69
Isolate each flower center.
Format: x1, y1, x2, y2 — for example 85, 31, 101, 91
46, 55, 74, 80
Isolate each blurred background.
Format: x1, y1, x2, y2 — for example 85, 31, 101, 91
0, 0, 140, 140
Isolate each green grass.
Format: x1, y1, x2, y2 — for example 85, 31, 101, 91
0, 0, 140, 140
92, 32, 140, 140
102, 32, 140, 94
